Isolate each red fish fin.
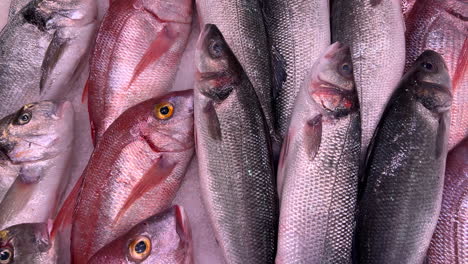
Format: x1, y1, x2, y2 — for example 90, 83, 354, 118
304, 115, 322, 159
452, 37, 467, 91
81, 80, 90, 103
128, 26, 176, 87
113, 156, 176, 223
90, 120, 97, 147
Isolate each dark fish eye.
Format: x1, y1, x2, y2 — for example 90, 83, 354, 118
339, 62, 353, 77
421, 62, 433, 71
159, 106, 170, 115
128, 236, 151, 261
135, 241, 146, 254
154, 102, 174, 120
17, 112, 31, 125
209, 40, 224, 58
0, 248, 13, 264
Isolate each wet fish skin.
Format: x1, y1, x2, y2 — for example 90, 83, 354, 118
263, 0, 330, 139
426, 137, 468, 263
405, 0, 467, 150
276, 42, 360, 264
0, 160, 18, 202
0, 101, 74, 230
331, 0, 406, 157
71, 90, 194, 263
88, 0, 193, 143
195, 24, 278, 264
0, 0, 98, 117
89, 205, 193, 264
357, 50, 453, 264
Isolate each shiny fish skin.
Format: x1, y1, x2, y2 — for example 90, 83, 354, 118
196, 0, 276, 139
71, 90, 194, 263
0, 161, 18, 202
263, 0, 330, 139
194, 24, 278, 264
276, 42, 360, 264
426, 138, 468, 264
0, 0, 98, 118
89, 205, 193, 264
331, 0, 406, 157
357, 51, 453, 264
405, 0, 467, 150
87, 0, 192, 143
0, 101, 74, 230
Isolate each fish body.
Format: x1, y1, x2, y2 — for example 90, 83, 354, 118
71, 90, 194, 263
0, 161, 18, 202
405, 0, 467, 150
87, 0, 193, 143
0, 101, 74, 230
357, 50, 453, 264
331, 0, 406, 156
426, 138, 468, 263
194, 24, 278, 264
0, 0, 98, 117
89, 205, 193, 264
263, 0, 330, 139
276, 42, 360, 264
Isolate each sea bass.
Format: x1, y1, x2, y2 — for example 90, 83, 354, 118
0, 101, 74, 230
331, 0, 406, 156
87, 0, 193, 143
263, 0, 330, 139
405, 0, 467, 150
70, 90, 194, 263
426, 138, 467, 263
276, 42, 360, 264
195, 24, 278, 264
0, 0, 98, 117
89, 205, 192, 264
357, 50, 452, 264
196, 0, 276, 139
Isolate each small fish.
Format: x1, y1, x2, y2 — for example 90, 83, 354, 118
0, 101, 74, 230
89, 205, 192, 264
357, 50, 452, 264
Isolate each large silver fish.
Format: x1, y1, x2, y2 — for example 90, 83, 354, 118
357, 50, 452, 264
194, 24, 278, 264
276, 42, 360, 264
0, 0, 98, 117
331, 0, 406, 156
0, 101, 74, 230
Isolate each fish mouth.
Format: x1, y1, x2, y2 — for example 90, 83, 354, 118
175, 205, 191, 247
323, 41, 348, 60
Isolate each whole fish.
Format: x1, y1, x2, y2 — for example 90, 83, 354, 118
426, 138, 467, 263
331, 0, 406, 156
263, 0, 330, 139
0, 0, 98, 117
357, 50, 452, 264
89, 205, 192, 264
70, 90, 194, 263
276, 42, 360, 264
0, 222, 56, 263
194, 24, 278, 264
0, 160, 18, 202
0, 101, 74, 230
196, 0, 276, 139
405, 0, 467, 150
87, 0, 193, 143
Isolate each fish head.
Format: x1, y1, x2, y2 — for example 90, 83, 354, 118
0, 101, 74, 164
195, 24, 242, 102
407, 50, 453, 113
0, 222, 54, 263
89, 205, 192, 264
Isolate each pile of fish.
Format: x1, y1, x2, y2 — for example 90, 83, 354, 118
0, 0, 465, 263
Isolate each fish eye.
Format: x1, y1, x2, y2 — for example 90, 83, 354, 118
421, 62, 434, 71
128, 236, 151, 261
339, 62, 353, 77
154, 102, 174, 120
17, 112, 32, 125
209, 40, 224, 58
0, 248, 13, 264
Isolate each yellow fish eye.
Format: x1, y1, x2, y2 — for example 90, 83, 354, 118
154, 102, 174, 120
128, 236, 151, 261
0, 247, 13, 264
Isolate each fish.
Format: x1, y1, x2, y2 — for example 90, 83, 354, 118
0, 222, 56, 263
69, 90, 194, 263
0, 0, 98, 117
426, 137, 467, 263
404, 0, 467, 150
89, 205, 193, 264
0, 101, 74, 230
195, 0, 276, 140
8, 0, 30, 19
331, 0, 406, 157
276, 42, 360, 263
87, 0, 193, 144
194, 24, 278, 264
401, 0, 417, 19
263, 0, 331, 140
0, 160, 18, 202
357, 50, 453, 264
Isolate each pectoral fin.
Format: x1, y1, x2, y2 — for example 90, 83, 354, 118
40, 34, 69, 94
